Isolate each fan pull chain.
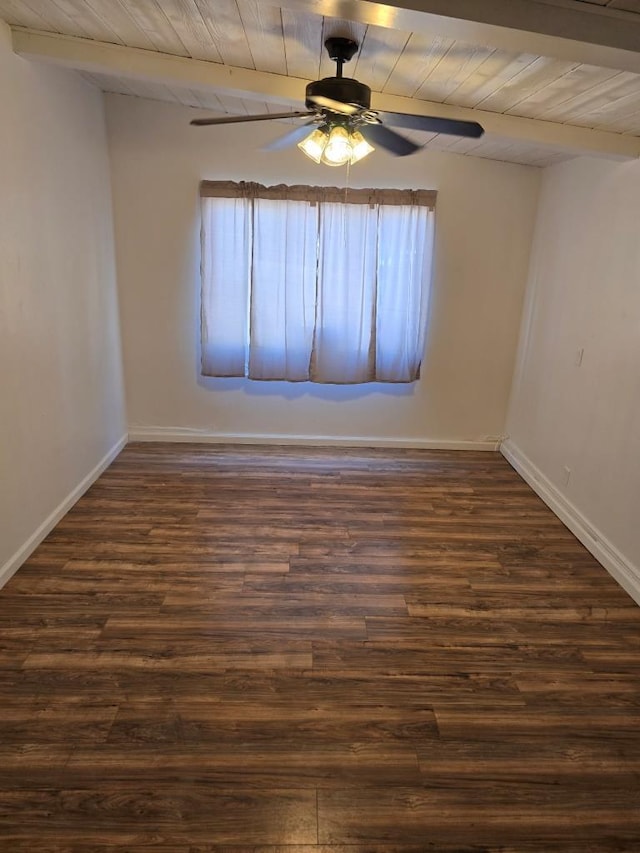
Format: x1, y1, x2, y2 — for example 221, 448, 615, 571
342, 159, 352, 249
344, 159, 351, 204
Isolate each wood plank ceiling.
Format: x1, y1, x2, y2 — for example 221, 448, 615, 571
3, 0, 640, 167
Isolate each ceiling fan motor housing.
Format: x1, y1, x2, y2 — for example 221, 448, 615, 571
305, 77, 371, 111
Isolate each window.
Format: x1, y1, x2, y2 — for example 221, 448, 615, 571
200, 181, 436, 384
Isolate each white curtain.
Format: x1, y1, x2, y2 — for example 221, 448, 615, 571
201, 196, 251, 376
201, 194, 434, 383
249, 198, 318, 380
376, 205, 435, 382
313, 202, 378, 383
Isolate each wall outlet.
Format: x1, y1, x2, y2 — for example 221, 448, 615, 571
563, 465, 571, 486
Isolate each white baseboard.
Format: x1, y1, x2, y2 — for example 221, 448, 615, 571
0, 433, 128, 591
501, 439, 640, 606
128, 426, 500, 451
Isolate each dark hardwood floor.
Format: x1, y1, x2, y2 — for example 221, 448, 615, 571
1, 443, 640, 852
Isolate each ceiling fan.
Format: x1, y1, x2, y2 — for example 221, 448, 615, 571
191, 37, 484, 166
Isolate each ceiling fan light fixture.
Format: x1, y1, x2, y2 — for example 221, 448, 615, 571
297, 125, 329, 164
349, 129, 375, 164
321, 125, 353, 166
298, 124, 375, 167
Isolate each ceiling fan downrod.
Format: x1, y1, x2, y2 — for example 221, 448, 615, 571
324, 36, 359, 79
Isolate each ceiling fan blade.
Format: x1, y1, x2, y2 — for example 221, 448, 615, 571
359, 123, 421, 157
263, 121, 319, 151
378, 111, 484, 138
306, 94, 359, 116
191, 111, 313, 126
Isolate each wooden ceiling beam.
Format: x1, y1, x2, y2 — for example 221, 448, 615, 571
279, 0, 640, 75
11, 27, 640, 160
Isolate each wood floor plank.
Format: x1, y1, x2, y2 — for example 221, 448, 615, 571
417, 734, 640, 782
22, 650, 314, 672
101, 615, 368, 640
65, 744, 421, 789
317, 785, 640, 846
1, 443, 640, 850
0, 785, 317, 844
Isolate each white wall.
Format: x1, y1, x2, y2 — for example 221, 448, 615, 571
0, 21, 126, 583
506, 156, 640, 598
106, 94, 540, 447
